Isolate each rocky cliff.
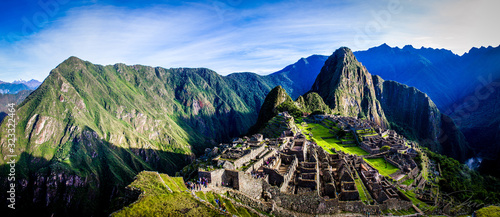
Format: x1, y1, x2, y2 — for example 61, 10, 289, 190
311, 47, 388, 127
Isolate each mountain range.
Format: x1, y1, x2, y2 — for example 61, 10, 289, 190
0, 44, 498, 216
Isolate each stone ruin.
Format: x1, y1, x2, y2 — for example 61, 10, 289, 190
198, 118, 418, 215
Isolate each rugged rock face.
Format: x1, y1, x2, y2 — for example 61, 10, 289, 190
312, 47, 471, 162
373, 76, 471, 161
311, 47, 388, 127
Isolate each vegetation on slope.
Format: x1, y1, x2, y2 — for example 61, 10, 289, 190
475, 205, 500, 217
424, 148, 500, 211
113, 171, 220, 216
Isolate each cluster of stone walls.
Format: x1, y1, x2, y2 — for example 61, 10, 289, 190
233, 145, 266, 168
245, 149, 277, 174
385, 155, 403, 170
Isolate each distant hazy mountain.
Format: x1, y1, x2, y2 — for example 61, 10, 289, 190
12, 79, 42, 89
267, 55, 328, 99
0, 79, 41, 94
353, 44, 500, 111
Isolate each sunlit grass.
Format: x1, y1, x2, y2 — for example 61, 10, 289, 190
364, 158, 399, 177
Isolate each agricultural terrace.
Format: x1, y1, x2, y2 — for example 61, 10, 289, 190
297, 119, 400, 178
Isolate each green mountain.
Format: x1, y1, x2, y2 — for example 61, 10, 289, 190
0, 57, 273, 216
311, 47, 471, 161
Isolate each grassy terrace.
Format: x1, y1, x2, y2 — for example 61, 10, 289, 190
364, 158, 399, 178
113, 171, 220, 216
297, 120, 400, 178
297, 122, 368, 155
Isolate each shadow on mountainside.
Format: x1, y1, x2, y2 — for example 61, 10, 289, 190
0, 131, 193, 217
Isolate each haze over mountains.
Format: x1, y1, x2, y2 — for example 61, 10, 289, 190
1, 44, 499, 216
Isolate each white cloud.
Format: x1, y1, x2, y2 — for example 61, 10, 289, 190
0, 0, 498, 82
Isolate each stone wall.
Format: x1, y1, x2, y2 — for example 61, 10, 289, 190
238, 171, 264, 199
380, 198, 413, 210
264, 167, 284, 186
198, 169, 225, 187
234, 144, 266, 168
280, 156, 298, 193
226, 189, 273, 213
223, 170, 240, 189
338, 201, 380, 214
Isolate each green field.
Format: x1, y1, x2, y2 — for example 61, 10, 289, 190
114, 171, 260, 217
364, 158, 399, 177
297, 122, 368, 155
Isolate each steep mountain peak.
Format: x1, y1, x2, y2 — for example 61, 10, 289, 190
334, 46, 355, 59
311, 47, 387, 126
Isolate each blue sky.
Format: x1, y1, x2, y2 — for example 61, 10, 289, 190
0, 0, 499, 82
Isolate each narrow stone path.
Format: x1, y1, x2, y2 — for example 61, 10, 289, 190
155, 172, 173, 193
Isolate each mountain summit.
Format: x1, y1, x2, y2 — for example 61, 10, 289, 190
311, 47, 387, 127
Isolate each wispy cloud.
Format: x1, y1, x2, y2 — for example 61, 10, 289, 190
0, 0, 498, 82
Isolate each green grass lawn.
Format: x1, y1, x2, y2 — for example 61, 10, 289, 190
298, 123, 369, 155
401, 178, 414, 186
364, 158, 399, 177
